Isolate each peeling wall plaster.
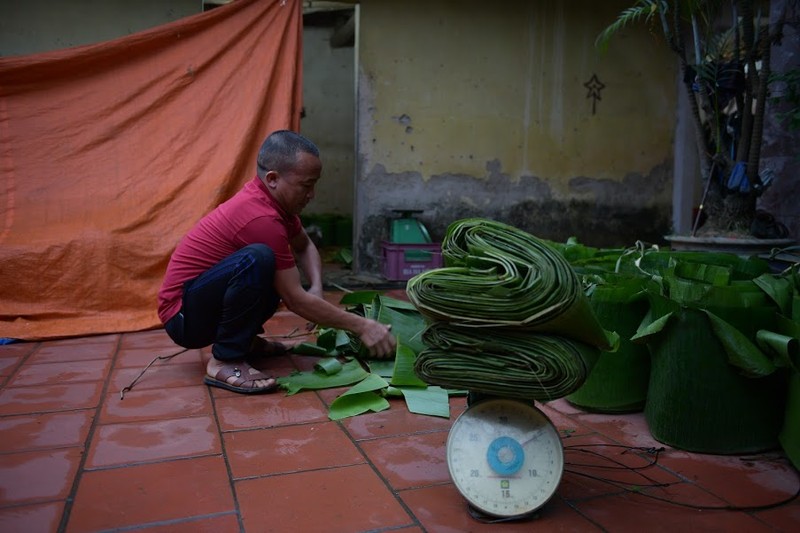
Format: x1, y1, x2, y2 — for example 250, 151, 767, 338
354, 0, 678, 272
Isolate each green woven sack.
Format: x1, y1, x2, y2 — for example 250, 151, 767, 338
781, 372, 800, 469
566, 277, 652, 412
633, 295, 787, 454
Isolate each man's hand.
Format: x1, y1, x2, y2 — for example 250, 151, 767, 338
359, 319, 396, 359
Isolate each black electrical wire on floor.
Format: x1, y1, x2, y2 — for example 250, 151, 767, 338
119, 348, 189, 399
563, 443, 800, 512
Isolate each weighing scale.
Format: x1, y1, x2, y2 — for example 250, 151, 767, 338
446, 397, 564, 520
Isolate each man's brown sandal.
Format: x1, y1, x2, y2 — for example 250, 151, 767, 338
204, 364, 278, 394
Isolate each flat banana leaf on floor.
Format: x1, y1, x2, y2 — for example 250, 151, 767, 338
328, 373, 391, 420
397, 386, 451, 418
415, 322, 599, 401
406, 218, 615, 349
277, 357, 369, 395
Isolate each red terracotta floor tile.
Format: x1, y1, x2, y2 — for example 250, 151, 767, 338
27, 337, 118, 364
340, 397, 463, 440
40, 334, 119, 348
573, 485, 774, 532
117, 329, 176, 351
655, 450, 799, 507
263, 310, 314, 338
244, 354, 298, 379
0, 342, 37, 358
85, 415, 221, 468
128, 513, 241, 532
66, 456, 235, 533
0, 501, 64, 533
214, 391, 329, 431
571, 410, 667, 449
0, 410, 94, 453
224, 421, 364, 479
538, 402, 595, 438
359, 431, 451, 490
0, 448, 83, 505
544, 397, 591, 416
558, 433, 682, 501
114, 344, 198, 369
99, 385, 212, 424
399, 484, 602, 532
0, 382, 103, 416
0, 356, 23, 378
6, 359, 110, 387
110, 361, 204, 392
752, 497, 800, 531
236, 464, 413, 532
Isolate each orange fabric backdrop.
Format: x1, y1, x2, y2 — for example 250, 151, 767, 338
0, 0, 303, 340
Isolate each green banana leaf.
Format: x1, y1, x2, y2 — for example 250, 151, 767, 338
277, 358, 369, 395
391, 343, 428, 387
329, 374, 391, 420
399, 386, 450, 418
338, 292, 428, 359
414, 322, 599, 401
406, 218, 615, 350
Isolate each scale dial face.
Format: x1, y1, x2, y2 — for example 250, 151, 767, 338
446, 399, 564, 518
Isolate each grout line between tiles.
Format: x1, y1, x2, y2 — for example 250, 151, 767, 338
327, 390, 433, 533
87, 510, 239, 533
56, 333, 122, 533
207, 380, 247, 533
80, 450, 224, 473
0, 341, 40, 389
231, 460, 368, 483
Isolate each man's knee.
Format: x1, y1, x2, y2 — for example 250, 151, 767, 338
238, 244, 280, 312
241, 244, 276, 277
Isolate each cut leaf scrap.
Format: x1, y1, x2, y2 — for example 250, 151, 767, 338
400, 386, 450, 418
328, 374, 391, 420
277, 358, 369, 395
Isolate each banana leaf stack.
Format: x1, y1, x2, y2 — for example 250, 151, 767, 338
631, 255, 795, 454
406, 218, 615, 401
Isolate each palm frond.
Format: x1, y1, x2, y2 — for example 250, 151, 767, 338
596, 1, 663, 52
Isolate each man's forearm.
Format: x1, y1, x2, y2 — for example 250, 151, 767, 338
295, 243, 323, 291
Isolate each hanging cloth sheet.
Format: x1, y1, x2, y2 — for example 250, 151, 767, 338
0, 0, 304, 340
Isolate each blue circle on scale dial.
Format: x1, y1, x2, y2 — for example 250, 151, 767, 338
486, 436, 525, 476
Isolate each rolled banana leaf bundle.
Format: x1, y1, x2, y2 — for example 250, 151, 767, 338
406, 218, 614, 349
414, 323, 600, 401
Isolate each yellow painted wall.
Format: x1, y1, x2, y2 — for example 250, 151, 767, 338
354, 0, 679, 269
359, 0, 674, 194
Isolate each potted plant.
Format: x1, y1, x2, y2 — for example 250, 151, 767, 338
599, 0, 797, 248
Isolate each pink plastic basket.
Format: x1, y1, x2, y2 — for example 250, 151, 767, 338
381, 241, 443, 281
